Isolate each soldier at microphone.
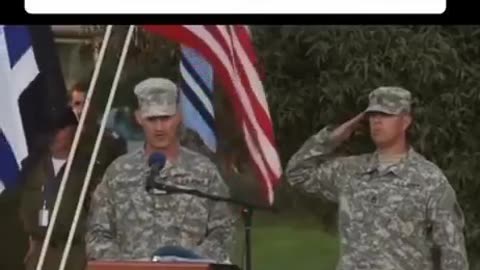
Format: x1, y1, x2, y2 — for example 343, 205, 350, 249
85, 77, 236, 263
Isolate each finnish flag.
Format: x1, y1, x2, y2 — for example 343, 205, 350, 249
0, 25, 67, 195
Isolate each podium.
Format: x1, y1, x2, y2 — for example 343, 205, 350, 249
87, 261, 241, 270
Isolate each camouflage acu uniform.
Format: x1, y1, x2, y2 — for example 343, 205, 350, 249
86, 78, 235, 263
285, 87, 469, 270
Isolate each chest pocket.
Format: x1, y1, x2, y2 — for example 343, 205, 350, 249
379, 180, 427, 223
112, 173, 155, 232
345, 173, 378, 207
170, 176, 209, 223
346, 172, 427, 222
174, 175, 209, 238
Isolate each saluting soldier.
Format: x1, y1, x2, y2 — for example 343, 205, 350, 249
285, 86, 469, 270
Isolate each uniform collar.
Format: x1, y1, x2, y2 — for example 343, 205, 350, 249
363, 147, 418, 178
136, 146, 189, 174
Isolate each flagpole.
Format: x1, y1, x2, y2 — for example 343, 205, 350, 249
227, 25, 255, 270
34, 25, 114, 270
58, 25, 135, 270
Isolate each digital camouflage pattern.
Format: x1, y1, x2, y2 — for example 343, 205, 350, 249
365, 86, 412, 115
134, 78, 178, 117
285, 127, 469, 270
86, 146, 235, 263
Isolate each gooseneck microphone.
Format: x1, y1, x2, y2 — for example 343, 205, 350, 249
145, 152, 167, 192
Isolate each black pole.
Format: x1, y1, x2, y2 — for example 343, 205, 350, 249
242, 207, 253, 270
150, 182, 276, 270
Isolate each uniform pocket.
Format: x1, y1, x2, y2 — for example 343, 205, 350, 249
178, 195, 209, 243
380, 183, 427, 239
385, 189, 425, 219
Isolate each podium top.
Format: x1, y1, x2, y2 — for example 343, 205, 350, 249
87, 261, 241, 270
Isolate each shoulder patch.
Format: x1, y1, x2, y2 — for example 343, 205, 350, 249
437, 184, 457, 209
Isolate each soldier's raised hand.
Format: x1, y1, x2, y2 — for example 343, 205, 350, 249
329, 112, 366, 145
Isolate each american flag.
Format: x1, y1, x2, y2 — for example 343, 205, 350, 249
143, 25, 282, 205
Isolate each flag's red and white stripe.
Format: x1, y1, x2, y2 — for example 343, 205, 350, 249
143, 25, 281, 204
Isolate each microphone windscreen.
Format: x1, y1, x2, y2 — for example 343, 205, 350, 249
148, 152, 166, 169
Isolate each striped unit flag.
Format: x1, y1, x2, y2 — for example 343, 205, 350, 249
143, 25, 282, 205
180, 45, 216, 152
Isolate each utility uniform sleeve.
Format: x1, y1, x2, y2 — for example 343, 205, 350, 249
85, 164, 121, 259
285, 126, 357, 202
427, 177, 469, 270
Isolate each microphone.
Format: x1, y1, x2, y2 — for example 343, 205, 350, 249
145, 152, 166, 192
151, 245, 203, 260
151, 245, 215, 263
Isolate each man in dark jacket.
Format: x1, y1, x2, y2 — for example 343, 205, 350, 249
19, 107, 84, 270
19, 106, 121, 270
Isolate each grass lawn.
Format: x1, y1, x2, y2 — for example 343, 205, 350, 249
231, 213, 340, 270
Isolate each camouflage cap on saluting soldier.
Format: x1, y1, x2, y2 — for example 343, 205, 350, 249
134, 78, 179, 118
365, 86, 412, 115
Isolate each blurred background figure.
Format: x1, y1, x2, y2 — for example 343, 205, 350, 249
19, 107, 87, 270
67, 82, 127, 199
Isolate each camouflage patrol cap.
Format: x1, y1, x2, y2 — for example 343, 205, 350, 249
365, 86, 412, 115
134, 78, 179, 118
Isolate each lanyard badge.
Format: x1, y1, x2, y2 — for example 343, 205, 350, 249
39, 186, 50, 227
39, 159, 63, 228
38, 204, 49, 227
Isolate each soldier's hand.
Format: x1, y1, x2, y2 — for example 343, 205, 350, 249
330, 112, 366, 145
23, 236, 35, 263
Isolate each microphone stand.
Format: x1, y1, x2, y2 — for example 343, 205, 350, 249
150, 181, 277, 270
